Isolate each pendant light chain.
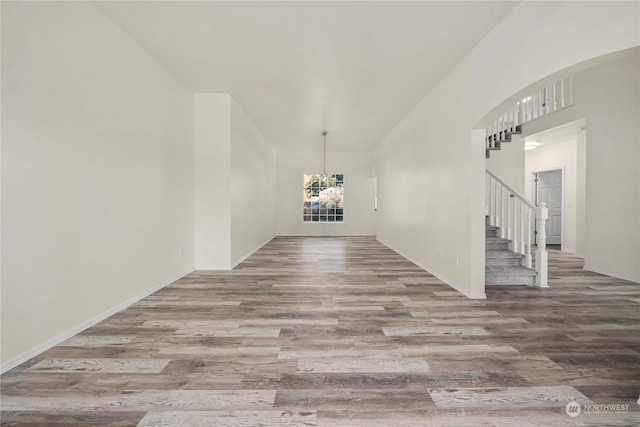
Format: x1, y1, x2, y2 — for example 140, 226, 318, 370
322, 131, 328, 175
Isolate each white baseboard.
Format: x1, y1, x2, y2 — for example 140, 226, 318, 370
582, 265, 640, 284
0, 269, 192, 375
231, 235, 275, 269
279, 235, 377, 237
376, 238, 486, 300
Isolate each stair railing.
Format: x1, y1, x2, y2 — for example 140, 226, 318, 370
485, 75, 574, 159
485, 170, 548, 287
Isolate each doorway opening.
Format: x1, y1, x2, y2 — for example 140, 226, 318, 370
524, 118, 586, 255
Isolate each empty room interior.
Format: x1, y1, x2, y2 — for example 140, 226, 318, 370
1, 1, 640, 425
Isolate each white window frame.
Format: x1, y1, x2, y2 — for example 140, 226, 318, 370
302, 174, 344, 223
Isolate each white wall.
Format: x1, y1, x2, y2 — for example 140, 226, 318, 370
1, 3, 195, 368
486, 134, 525, 195
230, 99, 277, 266
194, 95, 277, 269
520, 51, 640, 282
525, 139, 581, 255
276, 150, 375, 236
374, 1, 639, 298
195, 94, 231, 269
576, 130, 587, 260
582, 53, 640, 283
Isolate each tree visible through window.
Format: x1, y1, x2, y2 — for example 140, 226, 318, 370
303, 174, 344, 222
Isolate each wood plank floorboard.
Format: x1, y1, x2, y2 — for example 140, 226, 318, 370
2, 236, 639, 425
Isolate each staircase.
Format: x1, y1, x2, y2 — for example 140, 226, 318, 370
483, 79, 565, 287
485, 75, 574, 159
486, 123, 521, 159
485, 216, 537, 286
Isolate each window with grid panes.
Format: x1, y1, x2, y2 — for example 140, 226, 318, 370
303, 174, 344, 222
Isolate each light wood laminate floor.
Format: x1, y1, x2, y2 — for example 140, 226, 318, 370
2, 237, 639, 426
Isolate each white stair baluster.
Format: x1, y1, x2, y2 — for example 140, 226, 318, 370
525, 207, 532, 268
509, 193, 514, 241
507, 108, 515, 133
520, 201, 525, 255
501, 188, 505, 237
512, 197, 517, 251
544, 85, 551, 115
497, 184, 502, 234
539, 88, 545, 117
535, 203, 549, 287
567, 75, 574, 106
495, 178, 499, 223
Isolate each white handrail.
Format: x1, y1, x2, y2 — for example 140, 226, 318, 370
485, 170, 548, 286
486, 171, 535, 210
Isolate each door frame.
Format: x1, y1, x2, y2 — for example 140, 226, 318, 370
531, 167, 565, 249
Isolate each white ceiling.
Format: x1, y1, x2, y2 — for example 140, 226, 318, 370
96, 1, 518, 151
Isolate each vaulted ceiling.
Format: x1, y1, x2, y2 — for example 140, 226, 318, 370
96, 1, 518, 151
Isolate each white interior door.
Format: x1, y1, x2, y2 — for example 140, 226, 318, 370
536, 170, 562, 245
